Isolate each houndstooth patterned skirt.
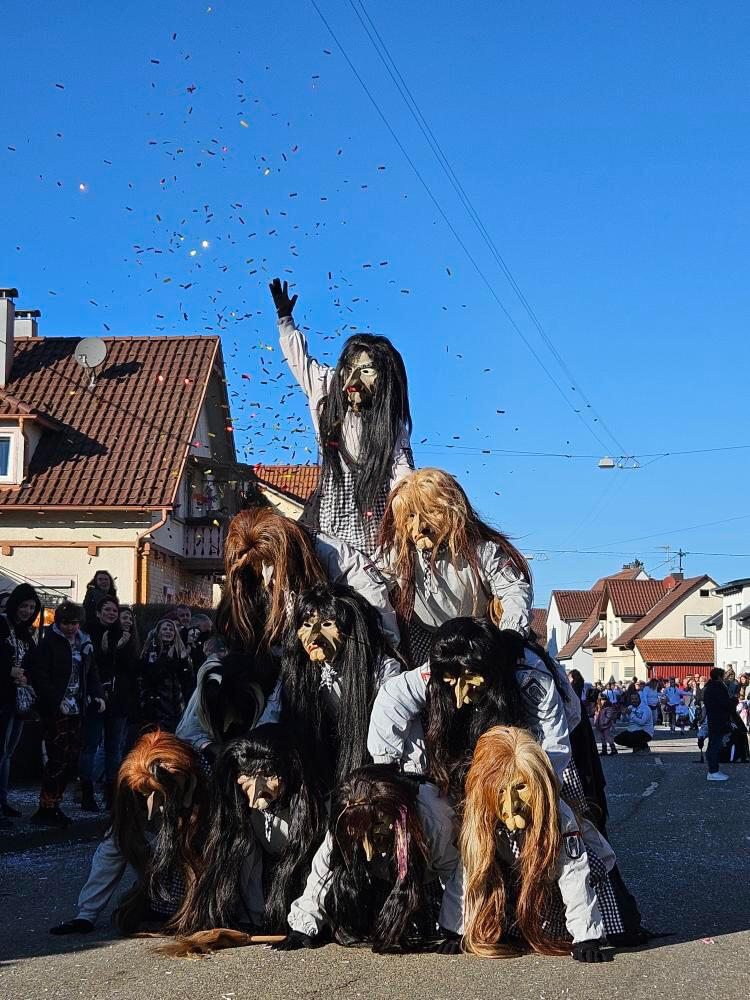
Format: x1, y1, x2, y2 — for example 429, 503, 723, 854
404, 616, 436, 668
304, 467, 389, 557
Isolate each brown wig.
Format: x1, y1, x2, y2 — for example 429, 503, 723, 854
377, 468, 531, 621
216, 508, 325, 654
461, 726, 569, 958
325, 764, 431, 953
110, 731, 209, 934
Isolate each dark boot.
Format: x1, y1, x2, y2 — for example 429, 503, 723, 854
31, 806, 70, 828
80, 780, 100, 812
1, 802, 22, 818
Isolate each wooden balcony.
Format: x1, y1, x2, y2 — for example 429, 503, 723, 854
183, 520, 226, 572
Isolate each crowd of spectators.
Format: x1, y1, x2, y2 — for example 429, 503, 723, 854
568, 667, 750, 778
0, 572, 216, 829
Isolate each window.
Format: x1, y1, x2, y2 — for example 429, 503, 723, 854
699, 589, 710, 597
684, 615, 712, 637
623, 660, 634, 679
727, 608, 734, 648
0, 437, 9, 476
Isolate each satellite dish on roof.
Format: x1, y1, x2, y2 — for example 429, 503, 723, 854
74, 337, 108, 388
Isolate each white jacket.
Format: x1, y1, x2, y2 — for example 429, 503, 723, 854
288, 782, 462, 938
377, 542, 532, 636
367, 648, 580, 780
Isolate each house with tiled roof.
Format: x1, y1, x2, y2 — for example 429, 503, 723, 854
253, 463, 320, 519
0, 287, 266, 607
530, 608, 548, 646
547, 564, 648, 678
703, 578, 750, 675
591, 573, 720, 682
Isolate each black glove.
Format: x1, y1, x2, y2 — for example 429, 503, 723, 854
271, 930, 315, 951
434, 930, 462, 954
571, 939, 613, 963
50, 918, 94, 936
269, 278, 298, 319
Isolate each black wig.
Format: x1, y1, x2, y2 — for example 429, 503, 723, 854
317, 334, 412, 514
425, 619, 527, 798
324, 764, 430, 953
280, 581, 393, 790
197, 653, 267, 746
172, 725, 327, 935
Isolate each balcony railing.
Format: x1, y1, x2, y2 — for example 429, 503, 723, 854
184, 522, 226, 561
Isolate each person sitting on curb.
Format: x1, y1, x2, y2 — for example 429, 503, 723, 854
613, 691, 654, 755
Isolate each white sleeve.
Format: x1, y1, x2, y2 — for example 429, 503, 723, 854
556, 802, 605, 944
480, 542, 533, 635
389, 425, 415, 490
287, 834, 334, 937
515, 664, 571, 779
277, 316, 333, 407
367, 665, 429, 764
417, 784, 463, 935
76, 832, 129, 924
377, 656, 402, 687
315, 533, 400, 648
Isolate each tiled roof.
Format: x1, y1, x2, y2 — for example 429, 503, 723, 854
551, 590, 600, 622
635, 638, 714, 665
255, 464, 320, 504
530, 608, 548, 645
591, 566, 644, 591
606, 579, 668, 618
583, 630, 607, 651
0, 336, 220, 508
613, 576, 709, 647
557, 607, 601, 660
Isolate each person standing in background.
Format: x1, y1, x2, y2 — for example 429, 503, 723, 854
82, 572, 118, 632
29, 602, 105, 827
703, 667, 730, 782
661, 677, 683, 731
642, 678, 661, 728
0, 584, 41, 824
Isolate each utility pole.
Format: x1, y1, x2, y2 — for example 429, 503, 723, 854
676, 548, 686, 573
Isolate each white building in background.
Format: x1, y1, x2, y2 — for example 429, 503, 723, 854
705, 578, 750, 675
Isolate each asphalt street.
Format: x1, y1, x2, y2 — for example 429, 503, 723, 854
2, 730, 748, 1000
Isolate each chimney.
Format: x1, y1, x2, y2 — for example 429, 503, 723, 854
14, 308, 40, 339
0, 288, 18, 388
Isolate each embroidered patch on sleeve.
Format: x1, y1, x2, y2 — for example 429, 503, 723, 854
520, 675, 546, 705
564, 833, 583, 860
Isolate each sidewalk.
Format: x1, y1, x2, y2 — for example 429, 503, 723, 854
0, 784, 109, 852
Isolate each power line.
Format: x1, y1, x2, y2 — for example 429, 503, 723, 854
348, 0, 628, 456
414, 441, 750, 462
308, 0, 614, 454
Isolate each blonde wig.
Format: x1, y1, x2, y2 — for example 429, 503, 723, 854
217, 508, 326, 651
461, 726, 569, 958
378, 468, 530, 621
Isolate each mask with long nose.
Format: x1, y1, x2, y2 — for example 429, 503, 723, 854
237, 773, 281, 811
297, 612, 341, 663
406, 513, 434, 551
498, 777, 532, 832
341, 351, 377, 412
361, 815, 394, 862
442, 669, 486, 709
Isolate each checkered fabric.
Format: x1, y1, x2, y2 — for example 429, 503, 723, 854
588, 859, 624, 936
404, 616, 436, 668
149, 868, 186, 916
306, 467, 389, 556
560, 760, 590, 818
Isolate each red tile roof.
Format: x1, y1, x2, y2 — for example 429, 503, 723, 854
551, 590, 600, 622
635, 638, 714, 665
613, 576, 709, 647
557, 606, 601, 660
0, 336, 220, 508
255, 464, 320, 504
530, 608, 548, 645
591, 566, 644, 591
583, 630, 607, 651
605, 579, 668, 618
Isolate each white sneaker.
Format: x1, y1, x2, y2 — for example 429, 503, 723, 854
707, 771, 728, 782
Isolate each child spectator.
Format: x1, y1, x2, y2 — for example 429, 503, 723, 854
593, 694, 618, 756
28, 602, 105, 827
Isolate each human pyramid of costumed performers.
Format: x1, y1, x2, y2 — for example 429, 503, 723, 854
50, 278, 659, 962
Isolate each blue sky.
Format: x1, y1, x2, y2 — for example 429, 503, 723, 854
2, 0, 749, 604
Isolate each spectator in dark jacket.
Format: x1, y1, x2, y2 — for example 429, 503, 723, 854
82, 571, 118, 632
28, 602, 105, 827
704, 667, 731, 782
78, 596, 134, 812
137, 618, 194, 733
0, 583, 41, 823
186, 613, 213, 674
